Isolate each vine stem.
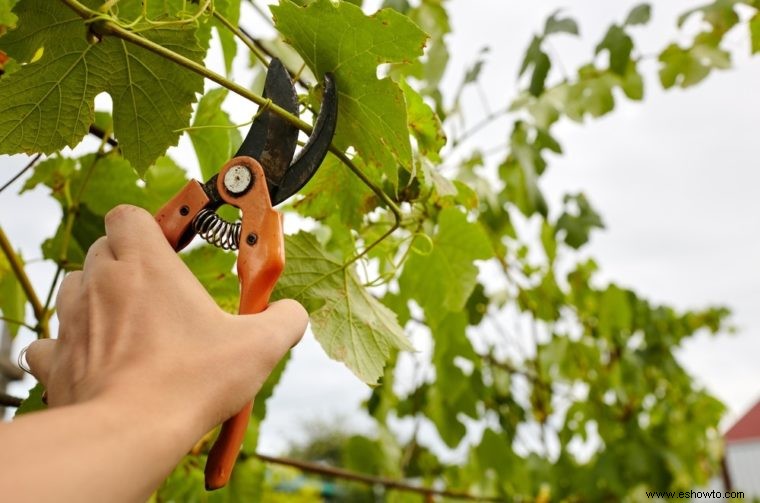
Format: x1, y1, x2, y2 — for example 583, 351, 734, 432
59, 0, 404, 265
254, 453, 504, 502
0, 316, 36, 332
212, 10, 268, 66
449, 106, 509, 151
0, 393, 23, 408
0, 226, 47, 337
0, 153, 42, 195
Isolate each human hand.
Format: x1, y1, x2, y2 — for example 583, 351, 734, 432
23, 204, 307, 436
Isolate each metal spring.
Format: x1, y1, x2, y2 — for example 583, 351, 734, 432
192, 208, 242, 250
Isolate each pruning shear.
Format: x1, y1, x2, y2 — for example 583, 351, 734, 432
154, 58, 337, 490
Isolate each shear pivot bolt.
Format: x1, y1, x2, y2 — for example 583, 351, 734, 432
246, 233, 258, 246
223, 165, 253, 195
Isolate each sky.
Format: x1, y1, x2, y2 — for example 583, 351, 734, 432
2, 0, 759, 458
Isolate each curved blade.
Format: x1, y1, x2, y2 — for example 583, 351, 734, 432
271, 73, 338, 206
235, 58, 299, 190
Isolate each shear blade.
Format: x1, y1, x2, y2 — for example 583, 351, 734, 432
235, 58, 299, 190
271, 73, 338, 206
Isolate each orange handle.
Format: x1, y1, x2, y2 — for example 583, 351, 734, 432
154, 158, 285, 491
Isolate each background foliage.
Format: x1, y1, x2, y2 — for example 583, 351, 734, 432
1, 0, 756, 500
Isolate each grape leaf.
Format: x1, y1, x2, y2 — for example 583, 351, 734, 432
750, 12, 760, 54
519, 36, 552, 97
14, 382, 46, 417
659, 42, 730, 89
23, 153, 187, 269
596, 25, 633, 76
555, 193, 605, 249
401, 80, 446, 163
544, 10, 579, 36
23, 154, 187, 215
181, 246, 238, 314
273, 232, 410, 384
294, 155, 376, 229
272, 0, 427, 183
188, 88, 242, 181
398, 207, 491, 324
426, 312, 480, 448
213, 0, 241, 75
0, 0, 205, 174
625, 4, 651, 26
0, 0, 17, 34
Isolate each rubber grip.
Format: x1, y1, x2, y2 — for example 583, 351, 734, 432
154, 161, 284, 491
202, 158, 285, 490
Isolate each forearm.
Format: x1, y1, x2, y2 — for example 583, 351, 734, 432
0, 397, 203, 503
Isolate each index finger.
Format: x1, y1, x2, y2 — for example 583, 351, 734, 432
104, 205, 175, 262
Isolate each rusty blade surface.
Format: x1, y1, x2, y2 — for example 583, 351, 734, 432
235, 58, 299, 194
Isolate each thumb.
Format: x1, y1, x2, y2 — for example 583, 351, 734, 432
234, 299, 308, 363
23, 339, 58, 387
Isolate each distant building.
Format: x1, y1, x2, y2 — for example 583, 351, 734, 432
724, 399, 760, 498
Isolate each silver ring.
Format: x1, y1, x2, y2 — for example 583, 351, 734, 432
17, 345, 32, 374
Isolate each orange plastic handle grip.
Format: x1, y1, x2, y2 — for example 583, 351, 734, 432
155, 157, 285, 490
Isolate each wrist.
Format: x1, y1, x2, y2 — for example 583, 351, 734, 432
89, 380, 210, 454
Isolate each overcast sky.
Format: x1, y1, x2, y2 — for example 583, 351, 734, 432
2, 0, 759, 456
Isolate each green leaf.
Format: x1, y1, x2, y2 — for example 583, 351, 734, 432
0, 0, 17, 34
188, 88, 242, 181
344, 435, 386, 475
625, 4, 652, 26
598, 285, 633, 340
566, 66, 617, 118
208, 458, 265, 503
555, 193, 604, 249
273, 233, 410, 384
24, 153, 185, 214
519, 36, 551, 97
475, 428, 515, 480
426, 385, 467, 448
544, 10, 579, 36
272, 0, 427, 183
750, 12, 760, 54
15, 383, 47, 417
658, 42, 730, 89
394, 0, 450, 113
499, 123, 549, 216
400, 80, 446, 163
465, 282, 488, 325
678, 1, 740, 34
463, 47, 488, 85
430, 313, 480, 435
213, 0, 241, 74
529, 51, 551, 97
541, 220, 557, 263
25, 153, 186, 269
181, 246, 238, 314
519, 36, 541, 77
156, 457, 206, 501
399, 207, 491, 323
596, 25, 633, 76
0, 249, 25, 336
294, 155, 376, 229
0, 0, 205, 174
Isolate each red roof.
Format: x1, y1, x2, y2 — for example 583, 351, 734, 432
725, 399, 760, 443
